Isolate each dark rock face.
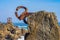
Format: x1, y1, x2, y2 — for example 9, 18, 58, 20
25, 11, 60, 40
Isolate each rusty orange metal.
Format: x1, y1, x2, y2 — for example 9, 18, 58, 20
15, 6, 31, 24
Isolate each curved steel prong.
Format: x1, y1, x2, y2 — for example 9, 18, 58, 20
15, 6, 29, 24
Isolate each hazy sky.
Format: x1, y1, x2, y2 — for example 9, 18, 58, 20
0, 0, 60, 23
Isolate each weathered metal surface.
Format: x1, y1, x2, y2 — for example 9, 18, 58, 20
15, 6, 32, 24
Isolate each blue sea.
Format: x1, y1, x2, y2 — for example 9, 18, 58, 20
13, 23, 60, 29
59, 23, 60, 26
13, 23, 60, 30
13, 23, 28, 30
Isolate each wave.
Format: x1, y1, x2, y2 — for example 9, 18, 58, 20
13, 23, 28, 26
17, 26, 28, 30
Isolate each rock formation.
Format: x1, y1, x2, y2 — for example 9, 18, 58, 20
25, 11, 60, 40
0, 17, 28, 40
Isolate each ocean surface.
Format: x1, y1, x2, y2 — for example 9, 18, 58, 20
13, 23, 60, 29
13, 23, 28, 30
59, 23, 60, 26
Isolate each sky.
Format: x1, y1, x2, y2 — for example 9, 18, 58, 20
0, 0, 60, 23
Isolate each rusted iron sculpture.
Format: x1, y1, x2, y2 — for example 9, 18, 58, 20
15, 6, 32, 24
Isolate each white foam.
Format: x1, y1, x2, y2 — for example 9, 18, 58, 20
18, 36, 24, 40
18, 26, 27, 27
18, 26, 28, 30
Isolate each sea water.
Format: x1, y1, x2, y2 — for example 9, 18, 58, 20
13, 23, 60, 29
13, 23, 28, 29
59, 23, 60, 26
